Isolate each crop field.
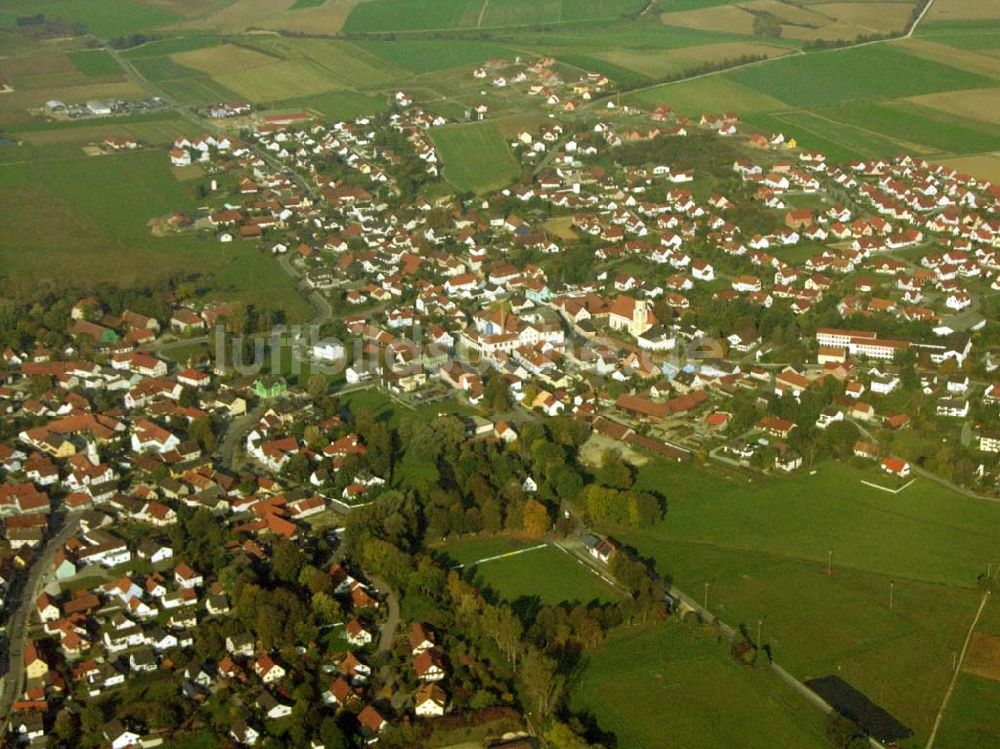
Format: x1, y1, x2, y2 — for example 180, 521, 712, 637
171, 43, 279, 76
899, 38, 1000, 78
908, 86, 1000, 125
342, 0, 644, 33
187, 0, 359, 34
357, 39, 520, 74
595, 41, 792, 79
0, 0, 179, 39
257, 38, 405, 89
465, 544, 618, 606
570, 623, 829, 749
816, 101, 1000, 153
926, 0, 1000, 23
67, 50, 123, 78
128, 51, 241, 105
726, 45, 994, 108
938, 155, 1000, 183
431, 122, 520, 194
631, 76, 790, 114
598, 458, 1000, 743
10, 112, 187, 148
265, 90, 389, 120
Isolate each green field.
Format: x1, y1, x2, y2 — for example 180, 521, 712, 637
343, 0, 644, 33
266, 90, 389, 121
357, 39, 520, 74
0, 0, 179, 39
129, 54, 241, 105
466, 543, 618, 605
0, 149, 309, 318
726, 45, 994, 108
431, 122, 520, 193
436, 535, 538, 566
599, 459, 1000, 742
290, 0, 328, 8
570, 623, 829, 749
67, 49, 123, 77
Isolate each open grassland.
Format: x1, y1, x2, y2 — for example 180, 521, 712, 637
67, 49, 124, 78
726, 44, 994, 108
570, 623, 829, 749
0, 149, 309, 318
0, 0, 179, 39
431, 122, 520, 194
466, 544, 618, 605
600, 459, 1000, 743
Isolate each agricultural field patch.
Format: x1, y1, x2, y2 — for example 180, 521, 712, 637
290, 0, 327, 8
726, 44, 994, 108
430, 121, 520, 194
0, 80, 145, 111
251, 38, 405, 88
936, 154, 1000, 184
810, 1, 913, 34
897, 38, 1000, 79
12, 116, 187, 148
264, 89, 389, 120
212, 59, 341, 102
661, 4, 757, 36
596, 41, 791, 79
356, 39, 519, 74
121, 34, 225, 58
631, 75, 790, 115
927, 0, 1000, 23
964, 633, 1000, 682
66, 49, 124, 78
171, 42, 278, 76
908, 86, 1000, 126
0, 0, 180, 39
816, 100, 1000, 153
186, 0, 357, 34
570, 624, 829, 749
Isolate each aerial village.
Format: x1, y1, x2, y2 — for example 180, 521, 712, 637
0, 52, 998, 748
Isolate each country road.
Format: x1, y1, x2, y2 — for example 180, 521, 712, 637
0, 512, 83, 728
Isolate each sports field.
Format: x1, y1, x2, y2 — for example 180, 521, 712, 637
431, 122, 520, 194
465, 543, 618, 605
570, 623, 829, 749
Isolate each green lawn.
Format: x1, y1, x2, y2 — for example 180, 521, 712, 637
570, 623, 829, 749
67, 49, 123, 77
467, 543, 618, 605
431, 122, 520, 194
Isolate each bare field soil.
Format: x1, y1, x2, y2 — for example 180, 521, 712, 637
927, 0, 1000, 22
810, 1, 912, 33
899, 39, 1000, 79
937, 154, 1000, 183
171, 43, 279, 76
908, 86, 1000, 125
183, 0, 359, 33
661, 5, 756, 35
964, 633, 1000, 682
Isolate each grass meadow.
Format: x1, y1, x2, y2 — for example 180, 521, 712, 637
431, 122, 520, 193
570, 622, 830, 749
596, 458, 1000, 742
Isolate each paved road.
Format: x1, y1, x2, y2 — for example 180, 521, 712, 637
370, 575, 400, 654
0, 513, 83, 728
216, 405, 267, 470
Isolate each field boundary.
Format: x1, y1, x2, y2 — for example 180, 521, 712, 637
861, 478, 916, 494
451, 542, 548, 569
